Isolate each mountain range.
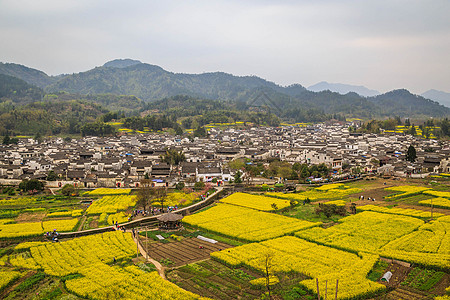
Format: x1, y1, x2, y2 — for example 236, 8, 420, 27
307, 81, 380, 97
0, 59, 449, 119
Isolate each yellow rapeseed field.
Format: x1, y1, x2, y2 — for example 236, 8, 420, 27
212, 236, 385, 299
86, 195, 137, 215
295, 211, 424, 253
220, 192, 291, 211
184, 204, 320, 242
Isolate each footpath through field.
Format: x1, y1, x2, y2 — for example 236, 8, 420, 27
132, 233, 166, 279
124, 187, 224, 280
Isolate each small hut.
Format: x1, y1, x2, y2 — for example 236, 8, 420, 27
157, 213, 183, 231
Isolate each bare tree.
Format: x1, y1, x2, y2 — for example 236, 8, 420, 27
153, 187, 168, 211
264, 251, 275, 299
136, 179, 153, 212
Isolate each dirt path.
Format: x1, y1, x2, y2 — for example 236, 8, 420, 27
132, 234, 166, 280
76, 215, 87, 231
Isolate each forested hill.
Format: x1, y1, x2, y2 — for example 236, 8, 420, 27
0, 73, 44, 104
0, 60, 449, 118
0, 62, 59, 88
45, 61, 307, 101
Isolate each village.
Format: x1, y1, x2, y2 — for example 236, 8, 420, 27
1, 123, 449, 189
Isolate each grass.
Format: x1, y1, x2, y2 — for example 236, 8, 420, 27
367, 260, 389, 281
279, 203, 347, 223
391, 193, 432, 205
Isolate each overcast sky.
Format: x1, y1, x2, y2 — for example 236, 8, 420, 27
0, 0, 449, 94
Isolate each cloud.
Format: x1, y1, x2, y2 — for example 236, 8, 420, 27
0, 0, 448, 93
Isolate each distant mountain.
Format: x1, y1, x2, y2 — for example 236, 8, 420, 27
0, 62, 57, 88
0, 59, 448, 119
368, 89, 449, 117
308, 81, 380, 97
46, 61, 304, 101
103, 59, 142, 68
421, 89, 450, 108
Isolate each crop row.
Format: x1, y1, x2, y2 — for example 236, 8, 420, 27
266, 187, 361, 202
358, 205, 443, 218
423, 190, 450, 199
46, 210, 83, 218
384, 185, 431, 200
183, 203, 320, 242
419, 197, 450, 209
211, 236, 385, 300
220, 192, 291, 211
0, 269, 21, 292
84, 188, 131, 195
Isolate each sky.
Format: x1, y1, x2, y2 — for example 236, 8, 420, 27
0, 0, 449, 94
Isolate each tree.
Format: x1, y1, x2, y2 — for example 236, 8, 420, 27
160, 149, 186, 166
34, 132, 43, 144
234, 170, 242, 184
300, 166, 310, 180
19, 179, 44, 192
263, 251, 275, 299
407, 125, 417, 136
136, 179, 154, 212
194, 181, 205, 190
228, 159, 245, 171
46, 170, 58, 181
153, 187, 168, 210
2, 134, 10, 145
406, 145, 417, 162
278, 166, 292, 181
175, 182, 185, 190
193, 126, 207, 138
61, 184, 76, 196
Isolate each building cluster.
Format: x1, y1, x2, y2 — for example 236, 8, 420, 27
0, 123, 449, 188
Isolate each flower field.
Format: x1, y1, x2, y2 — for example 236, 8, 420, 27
0, 218, 79, 239
0, 197, 36, 207
423, 190, 450, 199
220, 192, 291, 211
84, 188, 132, 195
183, 204, 320, 242
211, 236, 385, 299
384, 185, 431, 200
315, 183, 345, 191
295, 211, 424, 253
8, 231, 202, 299
65, 264, 202, 300
358, 205, 443, 218
266, 186, 361, 202
438, 215, 450, 223
107, 212, 130, 225
379, 219, 450, 269
0, 269, 21, 291
86, 195, 137, 215
419, 198, 450, 209
164, 191, 201, 207
25, 231, 135, 276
